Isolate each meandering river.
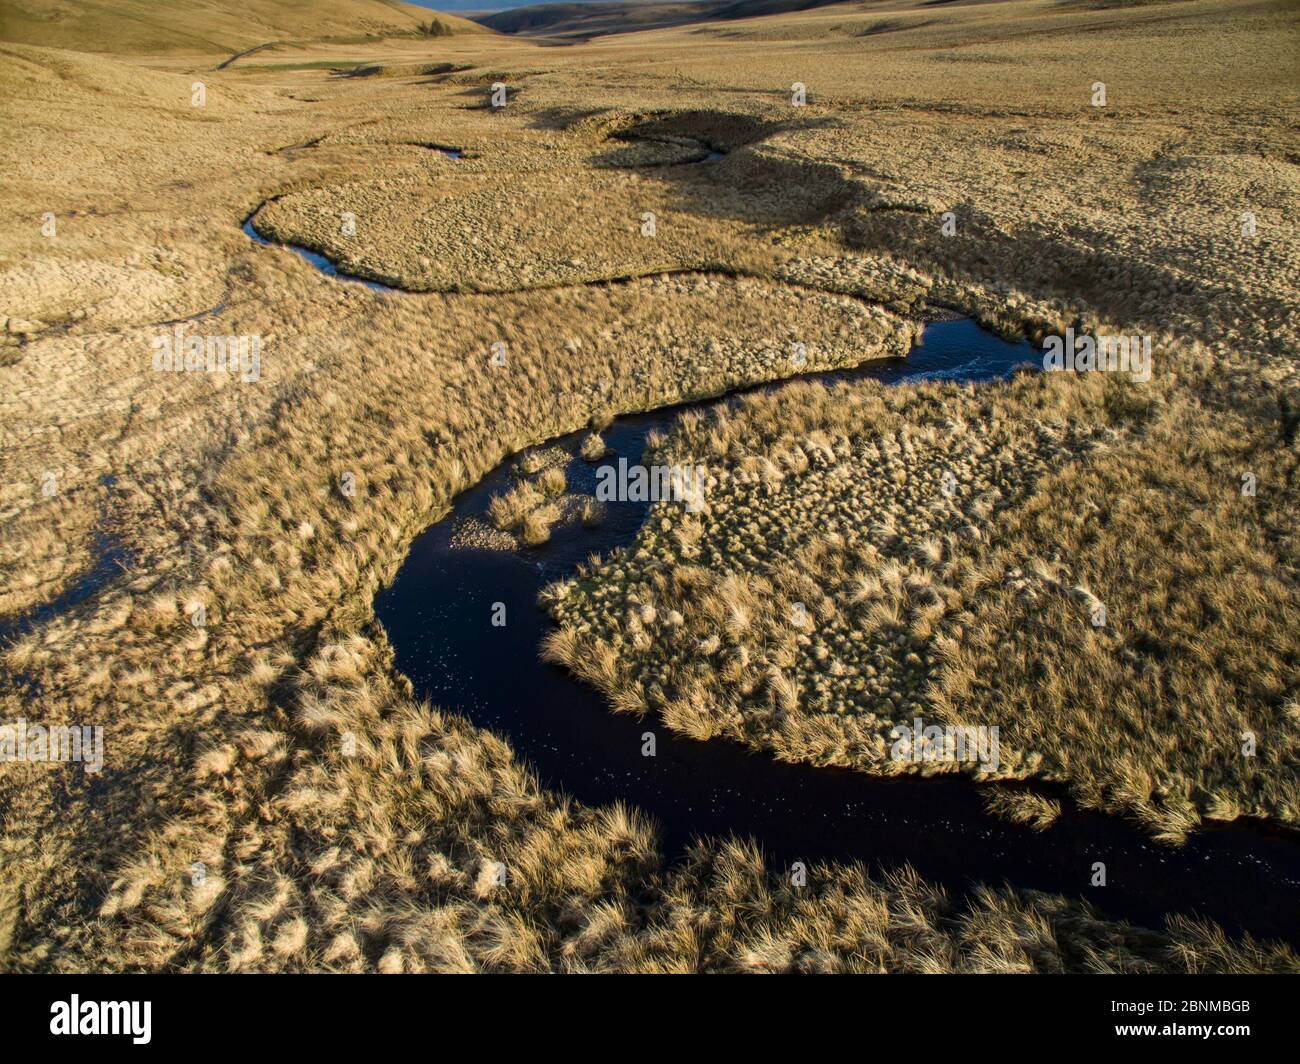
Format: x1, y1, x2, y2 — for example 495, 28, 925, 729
375, 320, 1300, 945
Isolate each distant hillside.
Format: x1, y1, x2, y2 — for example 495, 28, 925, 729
476, 2, 702, 37
0, 0, 484, 55
475, 0, 847, 37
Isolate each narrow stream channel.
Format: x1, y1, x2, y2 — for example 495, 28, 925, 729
0, 476, 131, 648
7, 212, 1290, 946
375, 320, 1300, 946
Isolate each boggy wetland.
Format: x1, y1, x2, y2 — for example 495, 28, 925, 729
0, 0, 1298, 976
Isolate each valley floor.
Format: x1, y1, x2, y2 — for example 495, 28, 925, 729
0, 0, 1297, 971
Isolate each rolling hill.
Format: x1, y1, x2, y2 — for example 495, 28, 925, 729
0, 0, 484, 55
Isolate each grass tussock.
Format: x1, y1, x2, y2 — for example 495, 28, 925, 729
545, 356, 1300, 838
1, 0, 1297, 972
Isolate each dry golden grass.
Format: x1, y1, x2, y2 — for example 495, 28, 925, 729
982, 788, 1063, 832
547, 356, 1300, 839
0, 0, 1296, 972
0, 0, 482, 57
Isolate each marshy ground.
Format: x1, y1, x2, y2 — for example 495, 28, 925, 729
0, 0, 1297, 972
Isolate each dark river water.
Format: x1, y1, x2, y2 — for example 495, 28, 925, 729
4, 200, 1286, 959
375, 320, 1300, 945
0, 477, 130, 647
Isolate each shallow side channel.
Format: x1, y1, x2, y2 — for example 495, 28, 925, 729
376, 320, 1300, 946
